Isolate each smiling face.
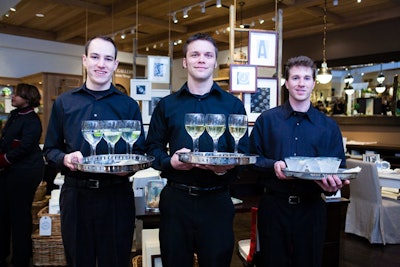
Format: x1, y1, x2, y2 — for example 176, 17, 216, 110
82, 37, 119, 91
285, 65, 316, 111
183, 39, 217, 84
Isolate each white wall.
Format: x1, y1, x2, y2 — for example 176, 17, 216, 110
0, 33, 135, 78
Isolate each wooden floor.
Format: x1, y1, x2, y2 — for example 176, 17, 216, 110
230, 212, 400, 267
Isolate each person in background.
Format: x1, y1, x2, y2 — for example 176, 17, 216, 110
0, 83, 45, 267
43, 35, 146, 267
145, 33, 249, 267
250, 55, 350, 267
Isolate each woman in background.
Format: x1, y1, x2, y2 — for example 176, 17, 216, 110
0, 83, 44, 267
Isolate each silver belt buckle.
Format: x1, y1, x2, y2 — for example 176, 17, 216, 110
188, 186, 200, 196
88, 179, 100, 189
288, 195, 300, 204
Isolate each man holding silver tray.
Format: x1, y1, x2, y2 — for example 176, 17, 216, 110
145, 33, 249, 267
43, 36, 146, 267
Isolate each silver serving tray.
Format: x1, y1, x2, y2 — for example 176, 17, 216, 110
283, 168, 359, 180
177, 152, 258, 166
75, 154, 154, 174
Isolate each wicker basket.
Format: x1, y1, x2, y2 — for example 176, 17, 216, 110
32, 230, 67, 266
132, 255, 142, 267
32, 196, 50, 226
34, 181, 47, 202
37, 206, 61, 236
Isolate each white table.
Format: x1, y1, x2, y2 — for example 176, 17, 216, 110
379, 172, 400, 188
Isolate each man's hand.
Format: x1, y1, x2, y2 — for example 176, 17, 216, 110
63, 151, 83, 171
171, 148, 194, 171
274, 160, 294, 180
315, 175, 350, 192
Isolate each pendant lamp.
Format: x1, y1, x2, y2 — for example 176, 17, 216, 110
316, 0, 332, 84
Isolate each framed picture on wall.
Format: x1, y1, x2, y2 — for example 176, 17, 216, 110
148, 56, 170, 84
229, 64, 257, 93
248, 30, 277, 67
130, 79, 152, 101
244, 78, 278, 122
142, 89, 170, 124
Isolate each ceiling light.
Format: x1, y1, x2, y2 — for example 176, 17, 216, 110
316, 0, 332, 84
10, 7, 16, 12
35, 13, 44, 17
376, 64, 385, 84
259, 18, 264, 24
172, 12, 178, 23
375, 84, 386, 94
344, 73, 354, 84
344, 84, 355, 95
183, 8, 189, 18
201, 3, 206, 13
121, 33, 126, 39
216, 0, 222, 8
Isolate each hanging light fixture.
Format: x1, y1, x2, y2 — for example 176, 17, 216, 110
316, 0, 332, 84
344, 70, 354, 84
375, 84, 386, 94
376, 64, 385, 84
216, 0, 222, 8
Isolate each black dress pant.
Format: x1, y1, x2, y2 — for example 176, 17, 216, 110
60, 181, 135, 267
0, 167, 43, 267
159, 185, 235, 267
257, 193, 326, 267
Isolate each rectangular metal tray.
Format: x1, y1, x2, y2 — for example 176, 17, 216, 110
74, 154, 154, 174
177, 152, 258, 166
283, 168, 359, 180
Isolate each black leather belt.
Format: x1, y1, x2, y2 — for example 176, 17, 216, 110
168, 182, 228, 196
266, 190, 321, 204
64, 176, 129, 189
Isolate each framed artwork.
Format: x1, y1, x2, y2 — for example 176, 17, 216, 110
248, 30, 277, 67
148, 56, 170, 83
244, 78, 278, 122
130, 79, 152, 101
151, 255, 162, 267
229, 64, 257, 93
142, 89, 170, 124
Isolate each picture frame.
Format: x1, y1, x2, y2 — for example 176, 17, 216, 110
151, 255, 162, 267
130, 79, 152, 101
244, 78, 278, 122
148, 56, 170, 83
142, 89, 171, 124
248, 30, 277, 67
229, 64, 257, 93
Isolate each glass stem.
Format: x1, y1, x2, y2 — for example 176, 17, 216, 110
193, 138, 199, 152
128, 143, 133, 154
234, 139, 239, 154
213, 139, 218, 153
126, 143, 129, 154
90, 145, 96, 156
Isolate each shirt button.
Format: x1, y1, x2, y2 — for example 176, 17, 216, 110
94, 114, 98, 117
296, 122, 300, 126
295, 137, 298, 141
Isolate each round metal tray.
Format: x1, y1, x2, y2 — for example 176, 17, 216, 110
74, 154, 154, 174
283, 168, 359, 180
177, 152, 258, 166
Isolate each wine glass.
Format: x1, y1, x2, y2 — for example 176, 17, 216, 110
184, 113, 205, 152
102, 120, 122, 154
81, 120, 104, 156
205, 113, 226, 153
120, 120, 141, 154
228, 114, 248, 153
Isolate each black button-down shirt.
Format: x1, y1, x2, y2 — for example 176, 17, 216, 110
145, 82, 249, 187
250, 101, 346, 195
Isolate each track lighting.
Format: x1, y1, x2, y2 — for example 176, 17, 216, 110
216, 0, 222, 8
172, 12, 178, 23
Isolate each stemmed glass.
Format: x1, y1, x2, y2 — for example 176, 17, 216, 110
120, 120, 141, 154
205, 113, 226, 153
184, 113, 205, 152
102, 120, 122, 154
228, 114, 248, 153
81, 120, 104, 156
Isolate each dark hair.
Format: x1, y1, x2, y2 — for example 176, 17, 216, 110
15, 83, 41, 107
284, 56, 316, 80
85, 35, 118, 59
183, 33, 218, 58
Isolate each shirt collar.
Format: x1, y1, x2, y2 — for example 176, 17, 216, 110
176, 82, 224, 98
283, 101, 319, 123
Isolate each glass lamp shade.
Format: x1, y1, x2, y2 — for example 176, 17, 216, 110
344, 73, 354, 84
376, 73, 385, 84
317, 63, 332, 84
375, 84, 386, 94
344, 89, 355, 95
